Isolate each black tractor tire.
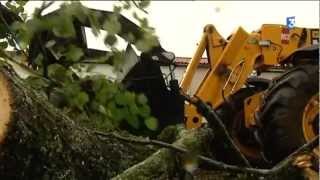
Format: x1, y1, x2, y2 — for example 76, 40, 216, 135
213, 79, 269, 165
258, 64, 319, 164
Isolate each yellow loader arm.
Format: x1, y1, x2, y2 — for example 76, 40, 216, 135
180, 24, 316, 129
181, 25, 261, 129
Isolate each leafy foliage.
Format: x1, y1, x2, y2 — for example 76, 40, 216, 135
0, 0, 160, 134
0, 1, 28, 50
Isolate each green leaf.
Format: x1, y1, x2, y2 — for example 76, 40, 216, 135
127, 114, 140, 129
74, 92, 89, 110
52, 15, 76, 38
16, 6, 24, 13
129, 103, 139, 115
16, 1, 28, 6
88, 10, 102, 36
48, 63, 67, 81
34, 53, 44, 66
138, 104, 150, 118
0, 41, 8, 49
144, 117, 158, 131
135, 33, 159, 52
104, 35, 117, 47
110, 51, 125, 70
124, 32, 136, 43
138, 0, 150, 9
63, 2, 88, 24
125, 92, 136, 104
5, 2, 17, 12
122, 2, 131, 10
113, 5, 122, 14
95, 84, 115, 104
98, 105, 107, 115
65, 45, 84, 62
115, 93, 128, 106
25, 76, 50, 89
107, 102, 123, 121
26, 18, 47, 34
103, 15, 121, 35
137, 94, 148, 105
88, 101, 99, 113
92, 78, 104, 92
0, 24, 7, 39
63, 83, 81, 97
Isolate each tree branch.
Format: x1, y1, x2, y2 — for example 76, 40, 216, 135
181, 91, 252, 167
33, 1, 55, 17
94, 130, 186, 153
131, 1, 149, 14
95, 130, 318, 176
0, 50, 39, 77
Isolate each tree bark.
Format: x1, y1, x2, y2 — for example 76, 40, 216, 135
0, 62, 315, 180
112, 127, 215, 180
0, 62, 156, 180
111, 127, 309, 180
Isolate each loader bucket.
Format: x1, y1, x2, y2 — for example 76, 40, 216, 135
122, 46, 184, 135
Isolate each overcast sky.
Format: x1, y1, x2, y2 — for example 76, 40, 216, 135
25, 1, 319, 57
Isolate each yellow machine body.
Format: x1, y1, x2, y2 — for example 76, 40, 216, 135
180, 24, 319, 129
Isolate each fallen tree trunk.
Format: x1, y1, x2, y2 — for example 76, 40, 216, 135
113, 132, 319, 180
0, 61, 316, 180
0, 62, 157, 179
111, 127, 312, 180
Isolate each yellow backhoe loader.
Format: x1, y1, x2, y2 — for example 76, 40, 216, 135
179, 24, 319, 170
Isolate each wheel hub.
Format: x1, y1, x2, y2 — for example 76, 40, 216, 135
302, 94, 319, 155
